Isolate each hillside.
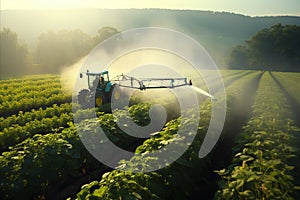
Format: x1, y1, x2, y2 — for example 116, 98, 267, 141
1, 9, 300, 67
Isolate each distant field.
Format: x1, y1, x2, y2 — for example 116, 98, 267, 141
0, 70, 299, 199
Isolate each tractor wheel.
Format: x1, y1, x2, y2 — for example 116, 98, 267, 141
78, 89, 90, 108
110, 84, 121, 102
95, 91, 106, 107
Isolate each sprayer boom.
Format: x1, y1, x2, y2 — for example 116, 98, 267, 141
111, 74, 191, 90
78, 70, 215, 109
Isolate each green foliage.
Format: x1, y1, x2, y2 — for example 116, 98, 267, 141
1, 72, 300, 199
228, 24, 300, 71
215, 73, 299, 199
76, 171, 162, 200
73, 101, 213, 200
73, 70, 268, 200
35, 29, 93, 73
0, 103, 71, 131
0, 28, 28, 77
0, 111, 73, 150
0, 75, 71, 117
0, 102, 154, 199
0, 126, 102, 199
1, 26, 119, 76
93, 27, 119, 44
3, 9, 300, 71
273, 72, 300, 105
228, 45, 250, 69
128, 103, 151, 126
34, 27, 119, 73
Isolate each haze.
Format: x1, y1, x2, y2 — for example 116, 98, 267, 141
1, 0, 300, 16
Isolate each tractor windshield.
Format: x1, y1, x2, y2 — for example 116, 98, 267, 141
88, 75, 99, 89
87, 73, 109, 90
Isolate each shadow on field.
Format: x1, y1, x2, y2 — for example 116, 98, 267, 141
269, 72, 300, 199
190, 71, 264, 199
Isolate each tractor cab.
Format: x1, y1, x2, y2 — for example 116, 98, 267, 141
79, 70, 116, 108
80, 70, 112, 93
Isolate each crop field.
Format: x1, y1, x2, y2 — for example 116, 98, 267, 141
0, 70, 299, 200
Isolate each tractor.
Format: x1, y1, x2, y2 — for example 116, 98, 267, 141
77, 70, 214, 110
78, 70, 121, 109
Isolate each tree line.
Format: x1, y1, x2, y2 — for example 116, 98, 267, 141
0, 27, 119, 77
1, 23, 300, 77
228, 23, 300, 71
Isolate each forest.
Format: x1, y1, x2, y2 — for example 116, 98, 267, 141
228, 24, 300, 71
1, 9, 300, 77
1, 23, 300, 77
0, 27, 119, 76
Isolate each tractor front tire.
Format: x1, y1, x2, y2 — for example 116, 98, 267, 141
95, 91, 106, 107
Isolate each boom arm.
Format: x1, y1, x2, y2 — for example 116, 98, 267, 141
79, 70, 215, 99
111, 74, 191, 90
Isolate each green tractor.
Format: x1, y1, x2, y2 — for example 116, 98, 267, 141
77, 69, 213, 110
78, 70, 121, 109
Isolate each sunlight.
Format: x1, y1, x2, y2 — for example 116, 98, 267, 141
1, 0, 97, 10
1, 0, 299, 17
38, 0, 86, 9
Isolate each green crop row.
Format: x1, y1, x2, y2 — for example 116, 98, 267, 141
74, 104, 212, 200
0, 103, 72, 131
215, 72, 299, 200
0, 81, 62, 96
272, 72, 300, 104
0, 103, 153, 199
210, 71, 263, 172
0, 86, 64, 105
0, 92, 71, 118
1, 71, 298, 200
0, 112, 73, 150
72, 72, 262, 200
0, 74, 60, 86
0, 75, 70, 117
0, 125, 102, 200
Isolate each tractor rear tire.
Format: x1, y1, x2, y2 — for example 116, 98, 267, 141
110, 84, 121, 102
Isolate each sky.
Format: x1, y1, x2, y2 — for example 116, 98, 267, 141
1, 0, 300, 16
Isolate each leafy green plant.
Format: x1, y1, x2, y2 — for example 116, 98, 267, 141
215, 73, 299, 200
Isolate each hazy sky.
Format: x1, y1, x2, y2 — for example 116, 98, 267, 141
1, 0, 300, 16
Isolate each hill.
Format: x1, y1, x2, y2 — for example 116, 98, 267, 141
1, 9, 300, 67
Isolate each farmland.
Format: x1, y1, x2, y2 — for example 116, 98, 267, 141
0, 70, 299, 199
